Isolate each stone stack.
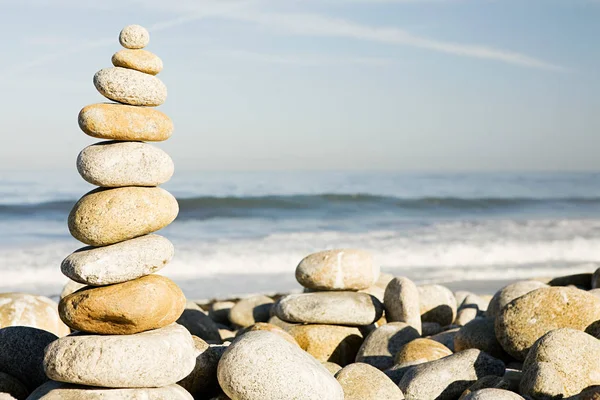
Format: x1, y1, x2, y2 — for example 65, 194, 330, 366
31, 25, 196, 399
272, 249, 384, 367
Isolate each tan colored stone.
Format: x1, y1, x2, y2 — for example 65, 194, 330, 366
59, 275, 185, 334
495, 287, 600, 360
458, 376, 511, 399
384, 277, 421, 334
68, 187, 178, 246
355, 322, 420, 370
461, 388, 524, 400
228, 295, 273, 328
295, 249, 379, 291
455, 318, 507, 360
78, 103, 173, 142
360, 272, 394, 302
335, 362, 405, 400
288, 324, 364, 366
0, 293, 69, 337
119, 25, 149, 49
322, 362, 342, 375
487, 280, 549, 318
456, 294, 483, 326
112, 49, 163, 75
395, 338, 453, 366
28, 381, 192, 399
419, 284, 457, 326
94, 67, 167, 106
236, 323, 298, 346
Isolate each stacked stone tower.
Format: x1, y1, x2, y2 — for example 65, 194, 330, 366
32, 25, 196, 398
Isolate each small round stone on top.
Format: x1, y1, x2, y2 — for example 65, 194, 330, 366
119, 24, 149, 49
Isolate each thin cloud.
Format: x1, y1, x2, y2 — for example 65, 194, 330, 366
209, 49, 394, 66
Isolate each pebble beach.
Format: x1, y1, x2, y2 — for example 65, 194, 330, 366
1, 24, 600, 400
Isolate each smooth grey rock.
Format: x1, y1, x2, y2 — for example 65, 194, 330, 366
217, 331, 344, 400
455, 318, 508, 360
593, 267, 600, 289
119, 24, 149, 49
384, 277, 421, 334
335, 362, 404, 399
0, 372, 28, 400
77, 141, 174, 188
178, 337, 227, 397
295, 249, 379, 291
27, 381, 192, 399
458, 375, 511, 399
61, 234, 173, 286
229, 295, 273, 328
355, 322, 420, 370
177, 306, 222, 343
461, 388, 524, 399
94, 67, 167, 106
209, 301, 235, 324
275, 292, 383, 326
422, 322, 443, 336
487, 280, 549, 318
521, 328, 600, 399
548, 273, 593, 289
428, 327, 460, 352
398, 349, 505, 400
0, 327, 57, 391
456, 294, 483, 326
44, 324, 196, 388
418, 284, 457, 326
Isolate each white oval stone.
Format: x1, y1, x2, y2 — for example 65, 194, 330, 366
217, 331, 344, 400
77, 141, 174, 187
119, 25, 149, 49
44, 324, 196, 388
61, 234, 174, 286
94, 67, 167, 106
28, 381, 192, 399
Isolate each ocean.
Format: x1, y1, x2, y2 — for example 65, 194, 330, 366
1, 170, 600, 300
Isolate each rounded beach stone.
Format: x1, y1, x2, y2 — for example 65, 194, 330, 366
44, 323, 195, 388
0, 372, 28, 400
59, 275, 185, 334
487, 280, 548, 318
322, 362, 342, 375
0, 327, 57, 391
455, 318, 507, 360
61, 234, 173, 286
521, 328, 600, 399
177, 307, 222, 343
59, 280, 85, 299
267, 315, 297, 331
383, 277, 421, 334
228, 295, 273, 328
236, 322, 298, 346
68, 187, 178, 246
398, 349, 505, 400
456, 294, 483, 326
94, 67, 167, 106
295, 249, 379, 291
0, 293, 69, 337
459, 376, 511, 399
419, 284, 457, 326
355, 322, 420, 370
28, 381, 192, 399
178, 337, 227, 397
112, 49, 163, 75
77, 141, 174, 187
395, 338, 453, 366
274, 292, 383, 326
218, 331, 344, 400
209, 301, 235, 324
287, 324, 364, 366
461, 389, 524, 400
119, 24, 149, 49
335, 362, 405, 400
79, 103, 173, 142
495, 287, 600, 360
428, 327, 460, 351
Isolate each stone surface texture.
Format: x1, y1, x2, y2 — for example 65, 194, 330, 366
94, 67, 167, 106
0, 293, 69, 337
383, 277, 422, 334
335, 362, 405, 400
112, 49, 163, 75
119, 25, 149, 49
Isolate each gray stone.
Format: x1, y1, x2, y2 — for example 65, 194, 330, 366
456, 294, 483, 326
61, 234, 173, 286
0, 372, 28, 400
418, 284, 457, 326
44, 324, 196, 388
521, 328, 600, 399
422, 322, 443, 336
398, 349, 505, 400
458, 375, 511, 399
77, 141, 174, 188
27, 381, 192, 399
548, 273, 593, 289
593, 267, 600, 289
119, 24, 149, 49
495, 287, 600, 360
428, 327, 460, 352
487, 280, 548, 318
217, 331, 344, 400
461, 389, 524, 399
177, 306, 222, 343
0, 327, 57, 391
178, 337, 227, 397
384, 277, 421, 334
455, 318, 508, 360
335, 362, 404, 400
209, 301, 235, 324
355, 322, 420, 370
229, 295, 273, 328
94, 67, 167, 106
275, 292, 383, 326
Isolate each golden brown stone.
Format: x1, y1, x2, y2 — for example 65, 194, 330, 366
59, 275, 185, 334
395, 338, 453, 365
237, 323, 298, 346
78, 103, 173, 142
287, 324, 364, 366
68, 187, 178, 246
112, 49, 163, 75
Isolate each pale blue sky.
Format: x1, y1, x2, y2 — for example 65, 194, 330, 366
0, 0, 598, 171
